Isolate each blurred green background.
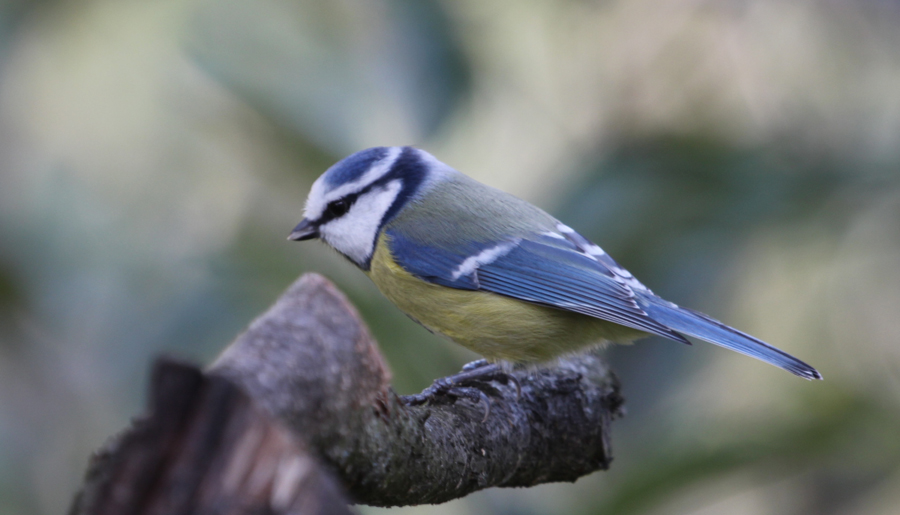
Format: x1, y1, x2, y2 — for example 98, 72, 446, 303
1, 1, 899, 514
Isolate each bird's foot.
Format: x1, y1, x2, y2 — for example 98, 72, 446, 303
401, 360, 521, 421
461, 358, 490, 371
456, 359, 522, 397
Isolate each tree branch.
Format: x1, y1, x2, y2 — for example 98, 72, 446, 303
69, 358, 354, 515
210, 274, 623, 507
70, 274, 624, 512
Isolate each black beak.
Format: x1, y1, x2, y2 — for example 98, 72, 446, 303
288, 218, 319, 241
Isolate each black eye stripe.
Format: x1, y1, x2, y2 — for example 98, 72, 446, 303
316, 171, 400, 225
320, 194, 358, 223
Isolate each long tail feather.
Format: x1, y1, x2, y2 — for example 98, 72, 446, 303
640, 297, 822, 380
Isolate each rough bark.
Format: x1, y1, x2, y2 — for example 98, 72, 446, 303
69, 358, 354, 515
210, 274, 623, 506
70, 273, 623, 512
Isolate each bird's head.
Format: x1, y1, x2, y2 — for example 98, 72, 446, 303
290, 146, 447, 269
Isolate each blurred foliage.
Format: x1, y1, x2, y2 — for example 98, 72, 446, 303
588, 391, 900, 515
187, 0, 470, 154
0, 1, 899, 515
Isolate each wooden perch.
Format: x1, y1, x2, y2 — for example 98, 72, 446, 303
70, 274, 624, 513
68, 358, 354, 515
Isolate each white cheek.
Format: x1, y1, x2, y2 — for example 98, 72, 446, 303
319, 180, 402, 266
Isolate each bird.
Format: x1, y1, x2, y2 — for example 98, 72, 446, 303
289, 146, 821, 385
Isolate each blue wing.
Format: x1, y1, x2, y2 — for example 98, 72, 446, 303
386, 226, 822, 380
385, 228, 691, 343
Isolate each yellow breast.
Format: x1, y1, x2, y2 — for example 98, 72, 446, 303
367, 236, 646, 363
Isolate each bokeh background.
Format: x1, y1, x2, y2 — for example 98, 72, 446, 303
1, 0, 899, 514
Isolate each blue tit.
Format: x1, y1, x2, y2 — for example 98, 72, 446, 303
289, 146, 821, 380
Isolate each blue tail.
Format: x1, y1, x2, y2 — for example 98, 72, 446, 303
639, 296, 822, 380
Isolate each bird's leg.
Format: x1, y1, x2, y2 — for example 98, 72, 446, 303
402, 363, 504, 405
460, 359, 522, 400
401, 361, 521, 419
461, 358, 490, 371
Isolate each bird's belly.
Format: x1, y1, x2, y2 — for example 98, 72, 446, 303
368, 238, 646, 363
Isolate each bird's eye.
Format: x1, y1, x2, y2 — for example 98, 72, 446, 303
325, 199, 351, 219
